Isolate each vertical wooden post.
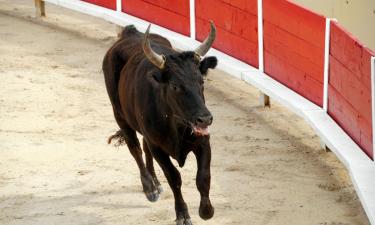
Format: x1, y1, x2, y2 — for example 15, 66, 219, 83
371, 56, 375, 160
189, 0, 196, 39
116, 0, 123, 38
116, 0, 122, 12
259, 91, 270, 107
321, 18, 334, 152
319, 139, 331, 152
323, 18, 332, 112
34, 0, 46, 18
257, 0, 270, 107
257, 0, 264, 75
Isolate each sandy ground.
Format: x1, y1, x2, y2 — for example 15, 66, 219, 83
0, 2, 371, 225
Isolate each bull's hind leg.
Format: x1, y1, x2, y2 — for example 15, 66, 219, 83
143, 139, 163, 194
108, 123, 159, 202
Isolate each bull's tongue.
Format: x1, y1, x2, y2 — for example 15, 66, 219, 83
193, 126, 210, 136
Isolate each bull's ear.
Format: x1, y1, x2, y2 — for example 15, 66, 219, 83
152, 71, 170, 83
199, 56, 217, 76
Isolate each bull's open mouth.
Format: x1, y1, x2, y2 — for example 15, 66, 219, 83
192, 125, 210, 136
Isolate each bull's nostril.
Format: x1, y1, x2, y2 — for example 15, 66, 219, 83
196, 115, 213, 126
197, 118, 204, 124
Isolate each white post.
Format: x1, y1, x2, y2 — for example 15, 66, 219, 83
257, 0, 264, 73
116, 0, 122, 12
371, 56, 375, 161
116, 0, 123, 37
189, 0, 196, 39
323, 18, 332, 112
320, 18, 334, 152
257, 0, 269, 107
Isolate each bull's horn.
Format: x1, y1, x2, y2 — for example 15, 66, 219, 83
195, 21, 216, 57
143, 24, 166, 69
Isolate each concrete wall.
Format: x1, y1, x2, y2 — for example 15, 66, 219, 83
292, 0, 375, 51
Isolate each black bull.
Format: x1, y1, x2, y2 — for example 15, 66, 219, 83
102, 22, 218, 225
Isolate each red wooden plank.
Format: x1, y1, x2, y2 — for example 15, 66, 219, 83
330, 21, 374, 90
195, 0, 258, 67
122, 0, 190, 36
263, 0, 325, 48
264, 25, 323, 83
263, 21, 324, 73
196, 0, 234, 31
262, 1, 325, 107
329, 56, 372, 123
196, 0, 258, 42
264, 51, 323, 106
328, 86, 373, 159
231, 7, 258, 43
361, 49, 374, 89
220, 0, 257, 15
358, 114, 373, 156
82, 0, 116, 10
328, 86, 361, 145
142, 0, 189, 16
328, 21, 374, 159
360, 131, 373, 159
330, 22, 362, 78
196, 18, 258, 67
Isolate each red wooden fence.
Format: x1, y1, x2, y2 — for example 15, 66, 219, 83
263, 0, 326, 107
328, 22, 375, 159
121, 0, 190, 36
82, 0, 116, 10
195, 0, 259, 68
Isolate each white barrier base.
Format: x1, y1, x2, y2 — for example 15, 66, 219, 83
42, 1, 375, 224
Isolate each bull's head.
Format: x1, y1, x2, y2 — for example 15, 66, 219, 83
143, 22, 218, 136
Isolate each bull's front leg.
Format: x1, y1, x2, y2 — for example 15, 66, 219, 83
194, 138, 214, 220
150, 146, 192, 225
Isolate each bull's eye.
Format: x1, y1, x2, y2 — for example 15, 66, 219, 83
171, 84, 180, 92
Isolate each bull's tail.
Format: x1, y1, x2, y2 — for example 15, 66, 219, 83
107, 130, 127, 147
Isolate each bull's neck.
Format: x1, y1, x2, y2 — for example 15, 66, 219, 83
155, 89, 190, 159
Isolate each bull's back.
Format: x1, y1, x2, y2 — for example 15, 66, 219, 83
102, 25, 144, 114
103, 25, 171, 110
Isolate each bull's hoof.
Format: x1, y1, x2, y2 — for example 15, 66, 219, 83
145, 190, 159, 202
156, 184, 163, 194
152, 177, 163, 194
141, 174, 159, 202
199, 198, 214, 220
176, 217, 192, 225
176, 208, 192, 225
